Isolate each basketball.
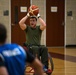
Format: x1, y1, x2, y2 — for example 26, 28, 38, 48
28, 5, 39, 16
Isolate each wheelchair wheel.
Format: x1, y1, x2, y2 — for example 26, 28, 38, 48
46, 53, 54, 75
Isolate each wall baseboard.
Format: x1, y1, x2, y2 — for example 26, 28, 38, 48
66, 45, 76, 48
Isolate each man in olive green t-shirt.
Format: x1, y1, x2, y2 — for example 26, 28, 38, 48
19, 12, 51, 73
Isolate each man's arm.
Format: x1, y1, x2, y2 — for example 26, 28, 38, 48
37, 14, 46, 31
30, 58, 44, 75
19, 13, 29, 30
0, 67, 8, 75
26, 51, 44, 75
0, 54, 8, 75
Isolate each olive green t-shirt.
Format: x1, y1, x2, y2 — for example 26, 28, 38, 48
25, 25, 42, 45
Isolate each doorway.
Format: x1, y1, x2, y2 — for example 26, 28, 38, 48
46, 0, 65, 47
11, 0, 30, 46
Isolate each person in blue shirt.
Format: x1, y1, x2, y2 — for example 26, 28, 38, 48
0, 23, 44, 75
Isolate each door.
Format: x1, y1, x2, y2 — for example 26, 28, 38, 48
46, 0, 65, 47
11, 0, 30, 46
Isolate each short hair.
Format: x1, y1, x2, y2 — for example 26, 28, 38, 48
30, 16, 37, 21
0, 23, 7, 43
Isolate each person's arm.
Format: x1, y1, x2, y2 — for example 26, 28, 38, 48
37, 14, 46, 31
30, 58, 44, 75
26, 51, 44, 75
0, 54, 8, 75
0, 67, 8, 75
19, 13, 29, 30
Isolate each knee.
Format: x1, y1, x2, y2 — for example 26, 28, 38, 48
41, 46, 48, 51
43, 46, 48, 50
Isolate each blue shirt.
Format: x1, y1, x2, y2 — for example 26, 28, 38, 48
0, 43, 35, 75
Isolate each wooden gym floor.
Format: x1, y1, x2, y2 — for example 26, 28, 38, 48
26, 47, 76, 75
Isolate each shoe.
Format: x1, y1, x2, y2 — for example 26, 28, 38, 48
45, 69, 52, 74
43, 67, 52, 74
43, 66, 52, 74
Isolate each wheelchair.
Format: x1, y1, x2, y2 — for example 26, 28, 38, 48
23, 43, 54, 75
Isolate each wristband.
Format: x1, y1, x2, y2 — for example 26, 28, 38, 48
38, 16, 41, 18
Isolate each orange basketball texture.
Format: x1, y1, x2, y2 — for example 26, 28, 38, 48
28, 5, 39, 16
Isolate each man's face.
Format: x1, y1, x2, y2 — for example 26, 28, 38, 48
30, 18, 37, 28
